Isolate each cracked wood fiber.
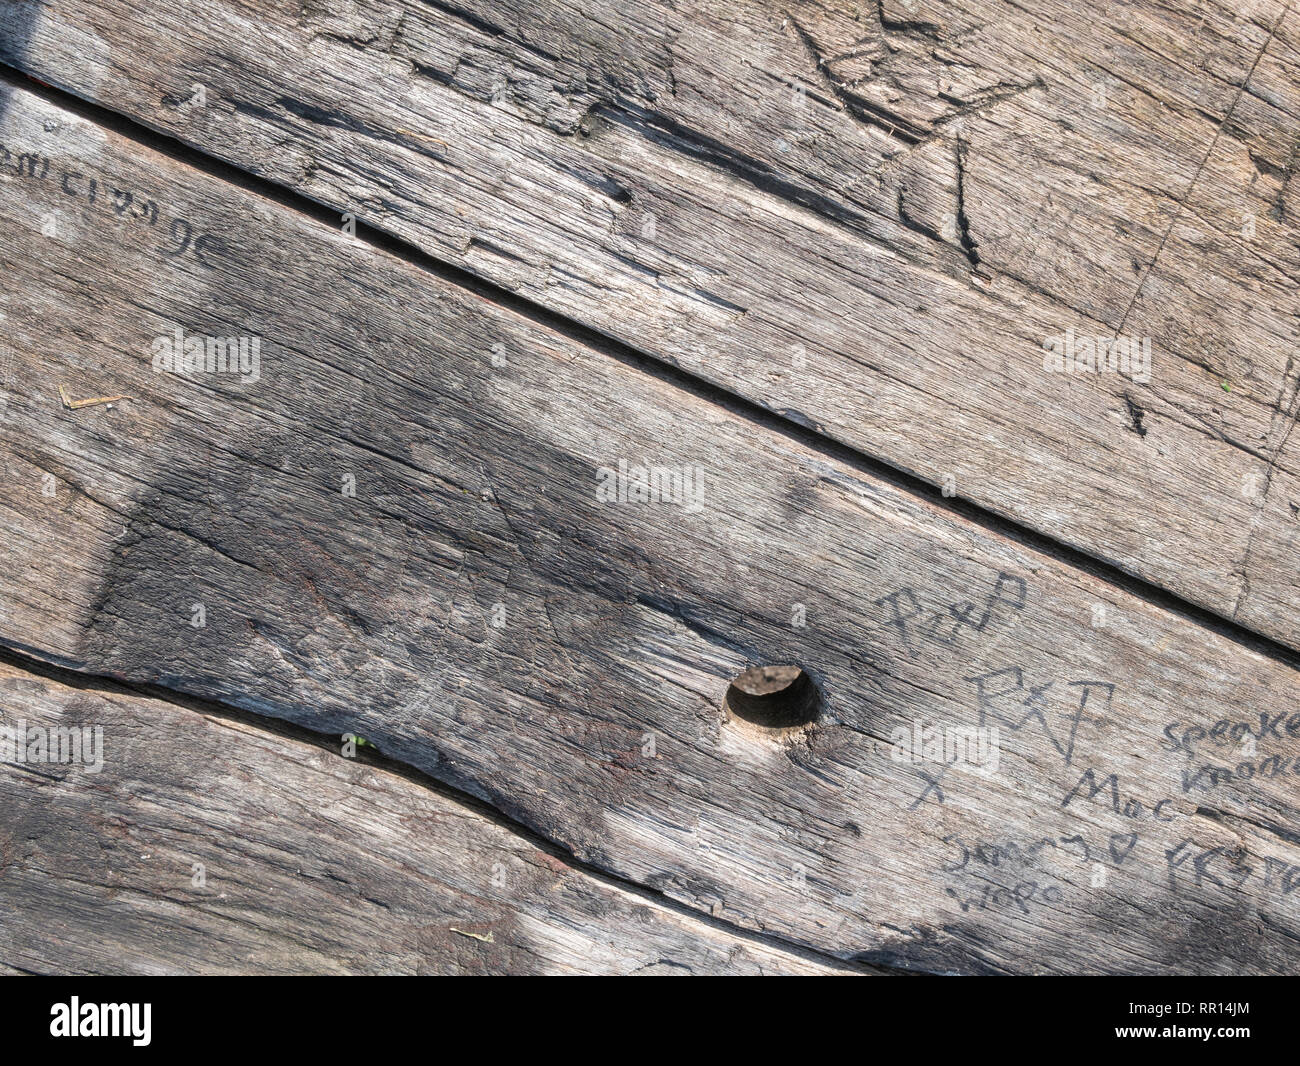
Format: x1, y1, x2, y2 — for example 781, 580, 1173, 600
0, 657, 862, 975
1, 77, 1300, 975
2, 0, 1298, 651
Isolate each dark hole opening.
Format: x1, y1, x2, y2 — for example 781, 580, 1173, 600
724, 665, 821, 731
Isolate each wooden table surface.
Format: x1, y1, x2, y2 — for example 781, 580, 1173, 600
0, 0, 1297, 974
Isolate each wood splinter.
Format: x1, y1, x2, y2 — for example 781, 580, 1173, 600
59, 384, 132, 410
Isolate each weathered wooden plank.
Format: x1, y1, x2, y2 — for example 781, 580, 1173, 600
3, 0, 1297, 650
2, 82, 1300, 974
0, 657, 859, 974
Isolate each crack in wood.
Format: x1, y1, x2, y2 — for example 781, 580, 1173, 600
0, 643, 889, 974
3, 58, 1299, 678
1113, 0, 1295, 336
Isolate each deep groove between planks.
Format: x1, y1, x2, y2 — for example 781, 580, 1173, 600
0, 68, 1296, 670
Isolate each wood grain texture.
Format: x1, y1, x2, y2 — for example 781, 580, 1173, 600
1, 82, 1299, 974
0, 657, 861, 975
2, 0, 1297, 651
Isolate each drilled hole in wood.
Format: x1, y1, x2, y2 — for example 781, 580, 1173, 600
723, 665, 821, 733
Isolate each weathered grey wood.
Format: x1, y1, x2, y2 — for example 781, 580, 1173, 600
3, 0, 1297, 650
2, 81, 1300, 974
0, 658, 860, 975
